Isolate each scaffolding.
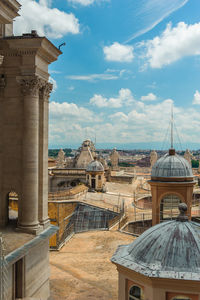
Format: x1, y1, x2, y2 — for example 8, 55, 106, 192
0, 233, 8, 300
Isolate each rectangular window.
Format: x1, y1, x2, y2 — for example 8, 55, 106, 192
14, 258, 24, 299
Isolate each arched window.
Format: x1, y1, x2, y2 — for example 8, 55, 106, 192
129, 285, 143, 300
160, 194, 181, 221
7, 191, 18, 224
171, 297, 191, 300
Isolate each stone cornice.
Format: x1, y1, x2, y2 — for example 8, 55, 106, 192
0, 37, 62, 63
2, 0, 21, 12
0, 50, 37, 57
0, 0, 20, 23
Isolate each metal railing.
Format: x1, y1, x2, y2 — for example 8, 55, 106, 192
0, 234, 8, 300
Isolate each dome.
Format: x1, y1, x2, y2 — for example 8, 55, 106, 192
111, 208, 200, 280
151, 149, 193, 179
86, 159, 104, 172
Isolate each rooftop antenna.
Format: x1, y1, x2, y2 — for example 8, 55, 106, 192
171, 103, 174, 149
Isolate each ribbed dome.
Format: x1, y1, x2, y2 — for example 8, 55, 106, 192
86, 159, 104, 172
111, 218, 200, 280
151, 150, 193, 179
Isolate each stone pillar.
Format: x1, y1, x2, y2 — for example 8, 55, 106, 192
184, 149, 192, 166
38, 82, 52, 228
17, 76, 41, 234
150, 150, 157, 168
56, 149, 66, 168
0, 76, 5, 226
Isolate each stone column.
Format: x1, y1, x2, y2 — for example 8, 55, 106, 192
38, 82, 52, 228
17, 76, 42, 234
0, 75, 6, 226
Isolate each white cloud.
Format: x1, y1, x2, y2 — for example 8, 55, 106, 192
66, 73, 118, 81
67, 0, 108, 6
144, 22, 200, 68
68, 0, 94, 5
49, 101, 101, 146
90, 95, 108, 108
110, 112, 128, 122
15, 0, 80, 39
66, 69, 131, 82
193, 90, 200, 105
49, 101, 94, 121
141, 93, 157, 101
103, 42, 134, 62
125, 0, 188, 43
105, 98, 200, 144
49, 70, 61, 74
49, 95, 200, 147
90, 88, 134, 108
49, 77, 57, 92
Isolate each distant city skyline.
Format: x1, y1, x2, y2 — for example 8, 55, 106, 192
16, 0, 200, 148
49, 142, 200, 151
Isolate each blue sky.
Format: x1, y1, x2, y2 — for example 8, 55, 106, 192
15, 0, 200, 149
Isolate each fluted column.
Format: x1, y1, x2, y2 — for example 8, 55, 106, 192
38, 82, 52, 228
0, 76, 6, 226
17, 76, 42, 234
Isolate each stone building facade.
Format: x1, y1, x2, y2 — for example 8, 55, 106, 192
112, 149, 199, 300
75, 139, 95, 168
111, 204, 200, 300
0, 2, 61, 299
86, 158, 105, 191
149, 149, 195, 225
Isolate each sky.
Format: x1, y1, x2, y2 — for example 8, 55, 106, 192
15, 0, 200, 150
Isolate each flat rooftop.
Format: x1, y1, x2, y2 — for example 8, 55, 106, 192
1, 221, 34, 256
50, 231, 134, 300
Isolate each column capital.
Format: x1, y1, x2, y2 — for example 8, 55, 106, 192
17, 76, 44, 97
39, 82, 53, 102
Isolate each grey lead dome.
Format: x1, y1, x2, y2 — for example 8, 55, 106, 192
151, 152, 193, 178
86, 159, 104, 172
111, 219, 200, 280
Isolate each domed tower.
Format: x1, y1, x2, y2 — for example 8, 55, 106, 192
111, 204, 200, 300
86, 158, 105, 191
149, 148, 195, 225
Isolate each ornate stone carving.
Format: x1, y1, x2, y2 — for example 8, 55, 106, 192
39, 82, 53, 101
18, 76, 43, 97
